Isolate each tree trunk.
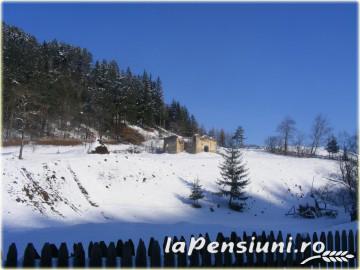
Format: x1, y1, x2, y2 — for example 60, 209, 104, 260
19, 130, 24, 160
6, 109, 14, 140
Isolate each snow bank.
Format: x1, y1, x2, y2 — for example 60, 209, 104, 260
2, 144, 356, 253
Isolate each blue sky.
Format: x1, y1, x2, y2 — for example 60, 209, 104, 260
3, 3, 357, 144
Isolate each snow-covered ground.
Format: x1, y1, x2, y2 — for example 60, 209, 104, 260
1, 141, 357, 253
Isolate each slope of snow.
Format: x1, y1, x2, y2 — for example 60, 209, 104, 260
2, 143, 356, 253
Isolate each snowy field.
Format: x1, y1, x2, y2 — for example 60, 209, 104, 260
1, 142, 357, 253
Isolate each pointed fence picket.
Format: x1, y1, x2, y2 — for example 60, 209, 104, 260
3, 229, 357, 268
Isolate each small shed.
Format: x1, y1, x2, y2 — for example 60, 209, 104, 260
192, 134, 217, 153
163, 134, 217, 154
163, 135, 184, 153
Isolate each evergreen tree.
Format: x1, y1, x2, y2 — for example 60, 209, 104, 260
232, 126, 245, 148
2, 23, 201, 144
326, 135, 339, 158
217, 146, 249, 211
219, 129, 226, 147
189, 179, 204, 208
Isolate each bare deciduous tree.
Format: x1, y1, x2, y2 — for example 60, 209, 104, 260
309, 114, 331, 155
264, 136, 281, 153
294, 131, 306, 157
327, 154, 358, 221
276, 116, 296, 154
15, 91, 39, 159
338, 131, 358, 154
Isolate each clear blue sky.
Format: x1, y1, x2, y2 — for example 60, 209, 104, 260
3, 2, 357, 144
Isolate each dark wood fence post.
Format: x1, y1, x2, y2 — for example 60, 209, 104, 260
285, 234, 293, 267
40, 243, 52, 268
135, 239, 147, 267
177, 236, 187, 267
121, 241, 133, 267
23, 243, 37, 268
5, 243, 17, 268
50, 244, 58, 258
341, 230, 348, 268
189, 248, 200, 267
335, 231, 341, 269
294, 233, 302, 266
163, 237, 175, 267
244, 234, 252, 266
73, 243, 85, 267
223, 237, 232, 267
319, 232, 327, 268
128, 239, 135, 257
214, 232, 224, 267
150, 240, 161, 267
116, 239, 123, 258
275, 231, 283, 267
234, 235, 243, 267
88, 241, 93, 260
201, 233, 212, 267
148, 237, 154, 257
356, 230, 358, 268
58, 242, 69, 268
257, 231, 266, 267
303, 234, 311, 268
106, 242, 117, 267
89, 243, 102, 267
326, 232, 334, 269
99, 241, 107, 258
311, 232, 319, 269
348, 230, 355, 268
266, 231, 275, 267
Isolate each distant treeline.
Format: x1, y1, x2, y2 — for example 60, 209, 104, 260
2, 23, 200, 141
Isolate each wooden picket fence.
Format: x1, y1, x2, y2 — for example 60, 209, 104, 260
3, 229, 358, 268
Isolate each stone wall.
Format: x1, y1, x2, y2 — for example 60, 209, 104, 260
193, 135, 217, 153
163, 136, 184, 153
164, 135, 216, 154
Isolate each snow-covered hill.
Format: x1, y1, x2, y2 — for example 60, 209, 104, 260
1, 138, 356, 253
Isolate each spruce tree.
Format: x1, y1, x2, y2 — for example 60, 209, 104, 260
326, 135, 339, 158
233, 126, 245, 148
219, 129, 226, 147
217, 146, 249, 211
189, 179, 204, 208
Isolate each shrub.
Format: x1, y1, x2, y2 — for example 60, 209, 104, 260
229, 203, 245, 212
91, 145, 110, 154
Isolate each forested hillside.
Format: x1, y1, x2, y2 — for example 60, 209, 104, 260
2, 23, 200, 142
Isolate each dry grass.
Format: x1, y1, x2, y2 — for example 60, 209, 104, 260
102, 139, 119, 145
143, 126, 155, 132
34, 138, 83, 146
119, 127, 145, 145
2, 139, 29, 147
